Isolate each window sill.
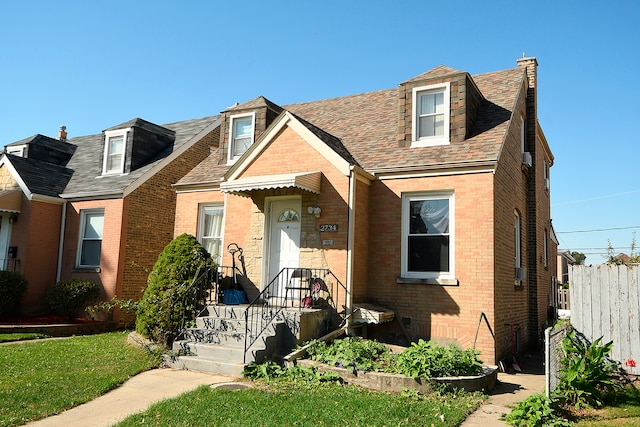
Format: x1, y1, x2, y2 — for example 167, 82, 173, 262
396, 277, 459, 286
73, 267, 101, 273
410, 138, 449, 148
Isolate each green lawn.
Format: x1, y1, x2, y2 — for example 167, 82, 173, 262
115, 382, 485, 427
572, 386, 640, 426
0, 331, 158, 427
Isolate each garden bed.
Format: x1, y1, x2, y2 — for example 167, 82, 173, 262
297, 358, 498, 393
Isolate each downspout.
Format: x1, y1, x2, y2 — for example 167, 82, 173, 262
56, 202, 67, 282
345, 166, 356, 329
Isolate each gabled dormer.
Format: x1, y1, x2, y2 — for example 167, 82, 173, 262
101, 118, 175, 175
398, 65, 484, 147
4, 132, 76, 166
220, 96, 283, 165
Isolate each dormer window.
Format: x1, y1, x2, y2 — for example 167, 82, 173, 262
6, 145, 25, 157
103, 129, 128, 175
228, 113, 255, 164
412, 83, 450, 147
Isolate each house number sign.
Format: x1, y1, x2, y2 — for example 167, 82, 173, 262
319, 224, 338, 232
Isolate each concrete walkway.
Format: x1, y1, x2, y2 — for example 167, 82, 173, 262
26, 368, 235, 427
461, 352, 546, 426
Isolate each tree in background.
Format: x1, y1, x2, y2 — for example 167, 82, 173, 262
570, 251, 586, 265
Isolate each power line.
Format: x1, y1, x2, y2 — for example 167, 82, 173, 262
556, 225, 640, 234
553, 189, 640, 207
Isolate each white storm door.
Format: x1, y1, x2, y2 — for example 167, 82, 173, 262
267, 198, 301, 296
0, 214, 11, 270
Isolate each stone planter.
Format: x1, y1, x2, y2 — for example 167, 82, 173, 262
297, 359, 497, 393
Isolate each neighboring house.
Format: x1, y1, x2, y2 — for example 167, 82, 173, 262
173, 56, 556, 364
0, 116, 220, 318
557, 250, 576, 285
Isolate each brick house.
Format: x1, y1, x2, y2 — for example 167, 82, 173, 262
173, 57, 556, 365
0, 115, 219, 318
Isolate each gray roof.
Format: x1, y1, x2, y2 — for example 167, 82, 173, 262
8, 154, 73, 197
7, 115, 219, 199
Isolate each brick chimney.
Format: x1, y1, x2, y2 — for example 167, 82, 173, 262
58, 125, 67, 141
517, 56, 538, 117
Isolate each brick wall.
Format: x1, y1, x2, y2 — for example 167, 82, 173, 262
60, 198, 125, 301
15, 200, 63, 313
120, 128, 219, 303
367, 172, 498, 362
493, 83, 531, 360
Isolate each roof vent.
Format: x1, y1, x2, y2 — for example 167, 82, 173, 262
58, 125, 68, 141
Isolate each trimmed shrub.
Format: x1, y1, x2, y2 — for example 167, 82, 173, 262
0, 271, 28, 316
136, 233, 212, 346
47, 278, 100, 320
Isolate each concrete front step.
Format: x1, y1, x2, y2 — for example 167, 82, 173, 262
181, 328, 246, 347
173, 341, 246, 360
195, 316, 244, 331
164, 354, 246, 378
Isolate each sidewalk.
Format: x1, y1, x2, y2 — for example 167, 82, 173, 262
461, 352, 546, 426
26, 368, 236, 427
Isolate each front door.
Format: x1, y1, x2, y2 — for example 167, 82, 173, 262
0, 213, 12, 270
267, 198, 301, 296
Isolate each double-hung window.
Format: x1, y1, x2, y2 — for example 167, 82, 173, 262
198, 205, 224, 262
77, 209, 104, 268
401, 192, 454, 279
412, 83, 450, 147
228, 113, 255, 163
103, 130, 128, 175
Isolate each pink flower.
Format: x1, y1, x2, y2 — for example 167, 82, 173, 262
625, 359, 636, 368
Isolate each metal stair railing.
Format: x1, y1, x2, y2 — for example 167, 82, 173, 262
243, 267, 348, 363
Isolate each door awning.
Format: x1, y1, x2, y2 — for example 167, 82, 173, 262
220, 171, 322, 195
0, 189, 22, 213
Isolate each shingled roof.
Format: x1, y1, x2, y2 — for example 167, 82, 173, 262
176, 65, 526, 186
6, 154, 73, 198
2, 115, 219, 199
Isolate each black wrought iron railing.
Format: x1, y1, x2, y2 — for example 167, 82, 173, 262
243, 267, 348, 362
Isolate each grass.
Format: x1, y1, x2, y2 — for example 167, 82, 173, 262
0, 331, 159, 427
0, 333, 49, 343
115, 382, 485, 427
572, 385, 640, 426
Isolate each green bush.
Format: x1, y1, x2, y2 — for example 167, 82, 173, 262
554, 329, 621, 408
307, 337, 393, 372
504, 393, 571, 427
393, 339, 483, 378
47, 278, 100, 320
136, 233, 212, 346
0, 271, 28, 315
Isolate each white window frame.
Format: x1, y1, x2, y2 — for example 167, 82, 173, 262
411, 83, 450, 147
6, 145, 26, 157
520, 116, 526, 153
197, 204, 224, 263
515, 211, 522, 284
227, 112, 255, 164
401, 191, 455, 280
102, 129, 129, 175
76, 208, 104, 268
544, 228, 549, 268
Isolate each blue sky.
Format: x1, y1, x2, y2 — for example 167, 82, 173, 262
1, 1, 638, 264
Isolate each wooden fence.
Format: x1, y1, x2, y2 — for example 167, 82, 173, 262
569, 264, 640, 375
557, 289, 570, 310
